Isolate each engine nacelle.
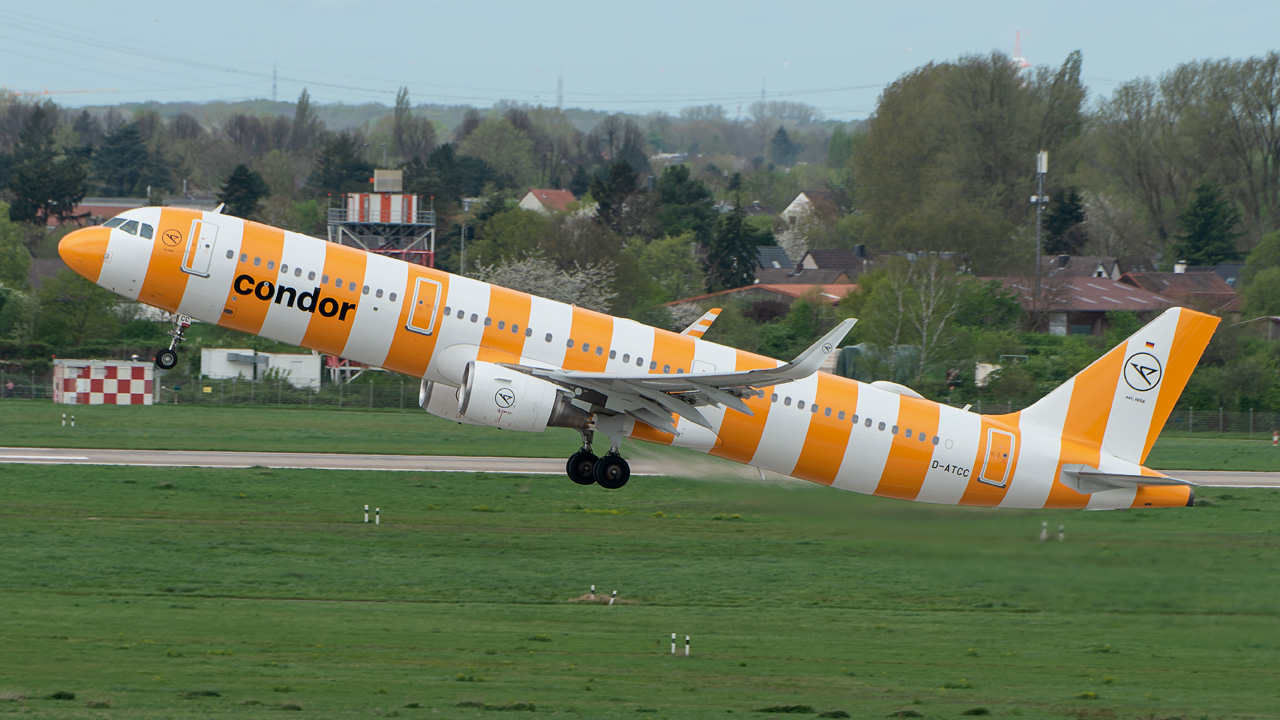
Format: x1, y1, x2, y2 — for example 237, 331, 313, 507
457, 361, 589, 432
419, 380, 486, 425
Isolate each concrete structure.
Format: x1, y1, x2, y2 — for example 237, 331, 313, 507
327, 170, 436, 267
201, 348, 321, 389
53, 359, 153, 405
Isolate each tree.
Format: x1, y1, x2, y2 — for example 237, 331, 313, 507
653, 164, 714, 244
770, 126, 799, 166
589, 160, 641, 236
392, 87, 437, 164
35, 269, 120, 346
0, 201, 31, 287
8, 104, 87, 225
852, 255, 961, 383
1241, 229, 1280, 286
626, 232, 705, 304
1169, 182, 1242, 266
217, 164, 271, 219
289, 88, 322, 154
93, 121, 149, 196
472, 253, 616, 313
1242, 266, 1280, 317
1042, 187, 1087, 255
306, 131, 373, 196
466, 208, 548, 269
457, 118, 534, 189
705, 198, 760, 291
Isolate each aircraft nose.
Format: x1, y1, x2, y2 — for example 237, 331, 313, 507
58, 226, 112, 283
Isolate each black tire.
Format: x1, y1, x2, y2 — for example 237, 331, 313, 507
155, 348, 178, 370
566, 450, 598, 485
593, 454, 630, 489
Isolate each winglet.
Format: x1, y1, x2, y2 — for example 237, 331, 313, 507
772, 318, 856, 382
681, 308, 721, 339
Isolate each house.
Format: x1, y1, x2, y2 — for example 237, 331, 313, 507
716, 200, 775, 216
755, 246, 793, 271
1120, 269, 1242, 313
779, 190, 844, 226
1039, 254, 1123, 280
518, 189, 578, 215
666, 283, 855, 317
754, 247, 871, 285
1000, 276, 1173, 336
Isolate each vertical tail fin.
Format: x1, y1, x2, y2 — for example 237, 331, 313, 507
1020, 307, 1219, 465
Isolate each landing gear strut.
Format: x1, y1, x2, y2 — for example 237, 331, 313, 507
155, 314, 192, 370
564, 422, 631, 489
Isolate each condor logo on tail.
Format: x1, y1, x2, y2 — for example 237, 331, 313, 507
1123, 351, 1162, 392
233, 274, 358, 321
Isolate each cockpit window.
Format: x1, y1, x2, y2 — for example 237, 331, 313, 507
139, 223, 154, 239
103, 218, 125, 228
120, 220, 140, 235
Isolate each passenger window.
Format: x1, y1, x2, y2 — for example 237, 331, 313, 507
545, 333, 553, 342
308, 271, 316, 281
376, 289, 383, 298
103, 218, 125, 228
444, 306, 451, 315
932, 436, 940, 445
140, 224, 154, 239
281, 264, 289, 273
878, 422, 886, 431
637, 357, 644, 366
663, 364, 670, 373
457, 310, 465, 319
484, 317, 492, 326
335, 277, 342, 287
267, 261, 275, 270
596, 346, 604, 356
322, 274, 329, 283
363, 286, 370, 295
511, 324, 519, 333
891, 425, 899, 435
649, 361, 657, 370
582, 342, 589, 352
566, 339, 575, 348
524, 328, 532, 337
623, 354, 630, 363
798, 400, 805, 410
389, 293, 397, 302
254, 257, 261, 266
295, 268, 302, 277
497, 320, 504, 329
120, 220, 139, 235
865, 418, 872, 427
225, 250, 234, 259
348, 282, 356, 291
837, 411, 845, 420
470, 314, 478, 323
784, 397, 792, 406
609, 350, 616, 359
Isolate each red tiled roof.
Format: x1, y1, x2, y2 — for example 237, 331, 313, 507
524, 189, 577, 212
666, 283, 856, 307
1121, 271, 1241, 312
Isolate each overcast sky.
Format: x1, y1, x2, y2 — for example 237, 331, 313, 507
2, 1, 1276, 120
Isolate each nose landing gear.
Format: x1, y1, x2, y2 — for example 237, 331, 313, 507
155, 314, 192, 370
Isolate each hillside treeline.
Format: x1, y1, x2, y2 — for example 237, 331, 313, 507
1, 50, 1279, 412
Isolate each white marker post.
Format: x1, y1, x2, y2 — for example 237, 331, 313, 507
61, 413, 66, 427
364, 504, 369, 523
590, 584, 595, 599
70, 415, 75, 428
1057, 524, 1065, 542
671, 633, 676, 655
1039, 521, 1048, 542
375, 508, 380, 525
685, 635, 690, 657
609, 590, 616, 606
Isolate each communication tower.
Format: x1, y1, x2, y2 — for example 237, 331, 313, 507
324, 169, 437, 382
1012, 31, 1032, 69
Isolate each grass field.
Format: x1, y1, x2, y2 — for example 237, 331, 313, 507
2, 399, 1277, 472
2, 459, 1279, 719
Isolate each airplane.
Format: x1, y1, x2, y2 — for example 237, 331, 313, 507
58, 206, 1221, 510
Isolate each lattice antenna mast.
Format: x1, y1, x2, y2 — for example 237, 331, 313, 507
1012, 30, 1031, 69
556, 70, 563, 109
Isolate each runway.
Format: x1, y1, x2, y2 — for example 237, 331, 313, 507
0, 447, 665, 475
0, 447, 1276, 486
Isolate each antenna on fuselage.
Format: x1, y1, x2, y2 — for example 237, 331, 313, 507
212, 203, 225, 215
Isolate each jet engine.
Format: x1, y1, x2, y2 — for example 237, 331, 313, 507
419, 380, 485, 425
456, 361, 589, 432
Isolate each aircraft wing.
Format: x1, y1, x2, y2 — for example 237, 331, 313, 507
505, 318, 856, 436
1059, 465, 1196, 494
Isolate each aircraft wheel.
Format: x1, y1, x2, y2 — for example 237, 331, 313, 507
566, 450, 598, 485
155, 348, 178, 370
593, 454, 630, 490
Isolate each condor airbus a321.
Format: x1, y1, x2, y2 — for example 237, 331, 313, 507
59, 206, 1219, 510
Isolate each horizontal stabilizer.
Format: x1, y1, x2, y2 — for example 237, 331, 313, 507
1059, 464, 1193, 494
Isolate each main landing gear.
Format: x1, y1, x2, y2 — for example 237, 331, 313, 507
566, 426, 631, 489
155, 314, 192, 370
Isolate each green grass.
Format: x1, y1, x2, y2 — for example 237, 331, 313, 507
1, 462, 1279, 718
3, 399, 1277, 471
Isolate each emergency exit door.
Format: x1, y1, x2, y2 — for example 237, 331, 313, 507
182, 220, 219, 277
405, 277, 442, 335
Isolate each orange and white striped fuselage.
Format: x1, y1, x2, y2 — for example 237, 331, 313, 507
59, 208, 1217, 510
